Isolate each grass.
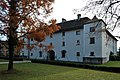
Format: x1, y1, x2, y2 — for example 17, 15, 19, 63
95, 61, 120, 67
0, 63, 120, 80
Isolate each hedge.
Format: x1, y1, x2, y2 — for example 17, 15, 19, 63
31, 59, 120, 73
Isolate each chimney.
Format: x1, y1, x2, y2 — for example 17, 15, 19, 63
77, 14, 81, 20
62, 18, 66, 22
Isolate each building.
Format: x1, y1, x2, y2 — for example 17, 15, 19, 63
22, 14, 117, 64
0, 40, 8, 56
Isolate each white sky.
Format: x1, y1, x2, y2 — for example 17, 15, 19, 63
0, 0, 120, 49
48, 0, 120, 49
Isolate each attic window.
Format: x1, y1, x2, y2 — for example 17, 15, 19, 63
76, 30, 80, 35
90, 27, 95, 32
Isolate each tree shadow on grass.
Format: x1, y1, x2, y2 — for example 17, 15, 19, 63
0, 69, 20, 75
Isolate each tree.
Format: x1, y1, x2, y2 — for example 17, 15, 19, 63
0, 0, 60, 71
80, 0, 120, 31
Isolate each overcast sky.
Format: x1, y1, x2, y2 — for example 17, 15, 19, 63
48, 0, 120, 49
48, 0, 89, 23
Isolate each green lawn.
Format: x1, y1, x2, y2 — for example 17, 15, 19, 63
0, 63, 120, 80
96, 61, 120, 67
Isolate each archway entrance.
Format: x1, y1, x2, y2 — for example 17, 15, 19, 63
48, 50, 55, 60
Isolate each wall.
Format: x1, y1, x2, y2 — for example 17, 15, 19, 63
83, 21, 103, 57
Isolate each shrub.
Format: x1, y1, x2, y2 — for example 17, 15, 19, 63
31, 59, 120, 73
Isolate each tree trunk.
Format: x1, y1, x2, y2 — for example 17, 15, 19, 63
7, 0, 16, 71
8, 36, 14, 71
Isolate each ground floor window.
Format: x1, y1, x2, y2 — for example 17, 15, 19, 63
61, 50, 66, 58
90, 52, 95, 56
76, 52, 80, 56
39, 51, 42, 57
31, 53, 33, 56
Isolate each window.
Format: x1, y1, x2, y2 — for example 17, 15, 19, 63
61, 50, 66, 58
76, 52, 80, 56
39, 51, 42, 57
50, 42, 52, 45
31, 38, 33, 41
90, 37, 95, 44
76, 30, 80, 35
90, 52, 95, 56
62, 32, 65, 36
50, 34, 53, 38
76, 40, 80, 45
31, 53, 33, 56
22, 51, 24, 56
90, 27, 95, 32
62, 41, 65, 46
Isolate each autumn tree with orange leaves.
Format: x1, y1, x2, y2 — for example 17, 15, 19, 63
0, 0, 60, 71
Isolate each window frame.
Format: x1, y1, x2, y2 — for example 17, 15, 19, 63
62, 41, 65, 46
31, 53, 33, 56
61, 50, 66, 58
76, 52, 80, 56
62, 32, 65, 36
90, 37, 95, 44
76, 30, 80, 35
39, 51, 42, 57
76, 40, 80, 45
90, 27, 95, 32
90, 52, 95, 56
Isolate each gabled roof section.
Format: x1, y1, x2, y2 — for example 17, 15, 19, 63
92, 15, 98, 20
105, 30, 118, 41
56, 17, 90, 32
85, 16, 107, 26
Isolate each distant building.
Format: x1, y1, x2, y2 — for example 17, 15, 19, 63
22, 14, 117, 64
0, 41, 8, 56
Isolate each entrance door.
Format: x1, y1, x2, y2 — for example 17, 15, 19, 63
48, 50, 55, 60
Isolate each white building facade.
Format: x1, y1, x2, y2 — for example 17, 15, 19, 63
22, 15, 117, 64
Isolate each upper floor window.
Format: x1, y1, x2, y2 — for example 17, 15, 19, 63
76, 52, 80, 56
50, 34, 53, 38
90, 27, 95, 32
76, 30, 80, 35
90, 52, 95, 56
39, 51, 42, 57
90, 37, 95, 44
62, 32, 65, 36
50, 42, 52, 45
76, 40, 80, 45
62, 41, 65, 46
